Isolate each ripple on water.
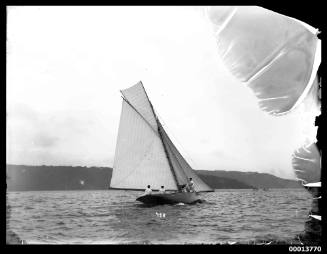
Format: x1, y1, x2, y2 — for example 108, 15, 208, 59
7, 189, 312, 244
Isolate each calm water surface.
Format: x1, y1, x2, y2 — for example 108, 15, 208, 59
7, 189, 312, 244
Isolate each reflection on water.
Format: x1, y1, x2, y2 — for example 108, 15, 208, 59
7, 189, 311, 244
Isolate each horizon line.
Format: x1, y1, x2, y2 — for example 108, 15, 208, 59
6, 163, 297, 180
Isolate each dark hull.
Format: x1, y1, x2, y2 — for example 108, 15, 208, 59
136, 192, 201, 205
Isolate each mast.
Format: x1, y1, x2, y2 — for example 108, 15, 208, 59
157, 121, 182, 189
160, 127, 190, 183
140, 82, 181, 190
112, 81, 213, 192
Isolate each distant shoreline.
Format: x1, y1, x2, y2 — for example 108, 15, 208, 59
6, 164, 302, 191
6, 188, 304, 193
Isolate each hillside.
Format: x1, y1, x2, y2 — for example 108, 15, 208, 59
196, 173, 254, 189
6, 165, 111, 191
197, 170, 301, 189
6, 165, 301, 191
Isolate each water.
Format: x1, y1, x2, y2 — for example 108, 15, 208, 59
7, 189, 312, 244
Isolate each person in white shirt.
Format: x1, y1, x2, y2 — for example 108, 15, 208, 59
144, 185, 152, 195
188, 178, 195, 192
159, 186, 165, 194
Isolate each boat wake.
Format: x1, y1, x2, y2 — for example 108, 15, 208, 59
174, 199, 207, 206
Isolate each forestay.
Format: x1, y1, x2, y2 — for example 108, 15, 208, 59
160, 125, 213, 192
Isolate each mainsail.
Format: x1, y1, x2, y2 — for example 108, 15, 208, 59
110, 81, 213, 192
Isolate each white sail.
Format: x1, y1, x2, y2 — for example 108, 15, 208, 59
111, 99, 178, 190
160, 126, 213, 192
120, 81, 158, 131
111, 81, 213, 192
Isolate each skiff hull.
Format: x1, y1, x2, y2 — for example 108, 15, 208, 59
136, 192, 201, 205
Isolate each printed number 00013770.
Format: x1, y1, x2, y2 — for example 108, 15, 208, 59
289, 246, 321, 252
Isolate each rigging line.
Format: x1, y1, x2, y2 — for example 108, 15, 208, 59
155, 111, 200, 170
161, 124, 190, 184
161, 125, 212, 191
157, 112, 199, 170
157, 121, 180, 189
120, 95, 159, 138
162, 127, 210, 188
139, 82, 180, 189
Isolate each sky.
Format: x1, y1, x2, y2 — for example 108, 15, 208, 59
6, 6, 317, 179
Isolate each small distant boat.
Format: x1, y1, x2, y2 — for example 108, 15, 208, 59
109, 81, 213, 205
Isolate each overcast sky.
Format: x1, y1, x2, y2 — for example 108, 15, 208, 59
6, 6, 317, 179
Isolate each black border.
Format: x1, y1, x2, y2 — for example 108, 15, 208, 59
3, 3, 326, 252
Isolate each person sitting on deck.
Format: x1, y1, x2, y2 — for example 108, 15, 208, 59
144, 185, 152, 195
159, 186, 165, 194
188, 178, 195, 192
180, 184, 189, 192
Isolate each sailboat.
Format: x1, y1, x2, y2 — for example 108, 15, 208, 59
110, 81, 213, 205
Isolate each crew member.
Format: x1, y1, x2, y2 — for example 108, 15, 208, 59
159, 186, 166, 194
188, 178, 195, 192
144, 185, 152, 195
